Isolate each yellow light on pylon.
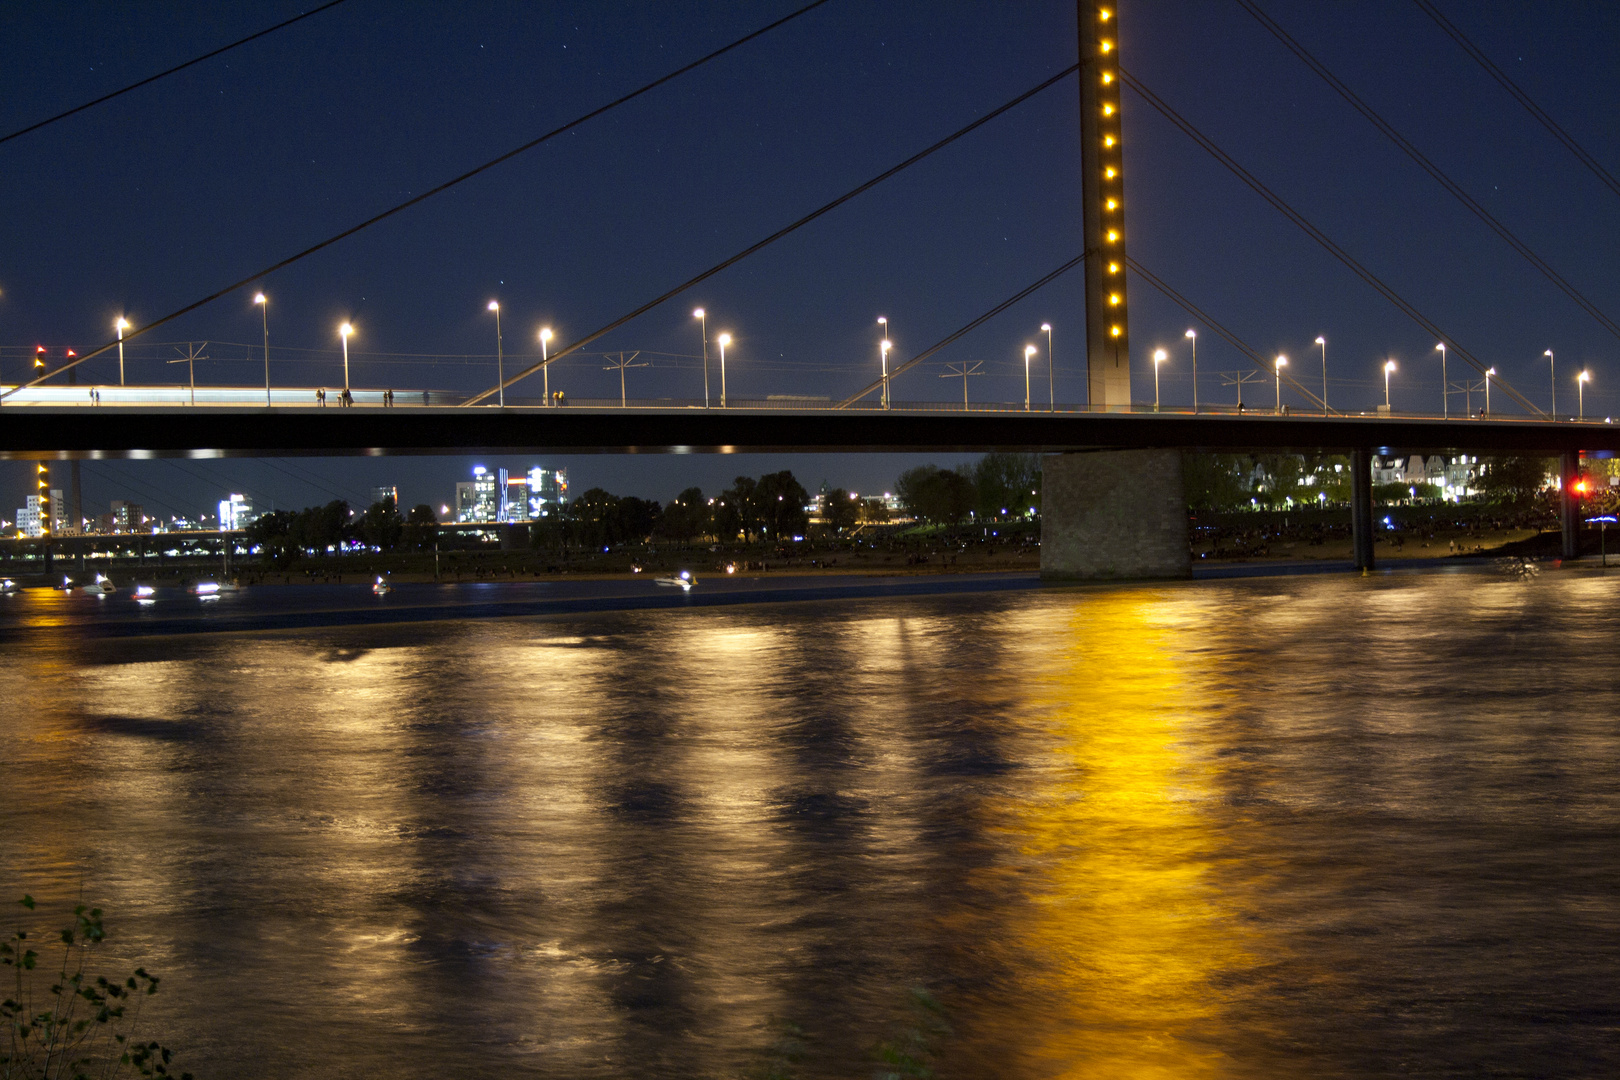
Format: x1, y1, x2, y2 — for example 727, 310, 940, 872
1111, 326, 1123, 337
1106, 198, 1118, 210
1105, 167, 1117, 178
1109, 294, 1121, 306
1103, 105, 1115, 116
1107, 230, 1120, 242
1102, 72, 1114, 84
1104, 135, 1116, 147
1108, 262, 1120, 273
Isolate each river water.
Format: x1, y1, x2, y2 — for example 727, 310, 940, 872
1, 571, 1616, 1078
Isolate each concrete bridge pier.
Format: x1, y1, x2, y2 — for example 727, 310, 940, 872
1560, 450, 1580, 560
1351, 447, 1375, 571
1040, 449, 1190, 580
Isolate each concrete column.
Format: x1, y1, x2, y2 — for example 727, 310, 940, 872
1040, 449, 1189, 580
1560, 450, 1580, 560
1351, 447, 1375, 571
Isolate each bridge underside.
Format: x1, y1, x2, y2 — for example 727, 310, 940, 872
0, 406, 1611, 459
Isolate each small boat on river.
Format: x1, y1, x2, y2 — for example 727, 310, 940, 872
654, 570, 696, 591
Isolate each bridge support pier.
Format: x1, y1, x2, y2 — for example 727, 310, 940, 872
1560, 450, 1580, 560
1351, 447, 1375, 571
1040, 449, 1190, 580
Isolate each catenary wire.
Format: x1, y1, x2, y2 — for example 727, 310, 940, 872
1, 0, 832, 399
1235, 0, 1620, 344
1119, 66, 1542, 417
1411, 0, 1620, 202
0, 0, 350, 146
468, 62, 1082, 406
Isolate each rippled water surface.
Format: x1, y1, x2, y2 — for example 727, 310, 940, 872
2, 572, 1617, 1077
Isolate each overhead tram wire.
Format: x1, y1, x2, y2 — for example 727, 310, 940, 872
835, 254, 1087, 408
1119, 66, 1542, 417
0, 0, 350, 147
1, 0, 832, 399
1411, 0, 1620, 203
464, 62, 1082, 406
1235, 0, 1620, 344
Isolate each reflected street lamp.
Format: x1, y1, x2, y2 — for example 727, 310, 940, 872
339, 322, 353, 394
1025, 345, 1037, 411
487, 301, 504, 407
717, 332, 732, 407
1274, 354, 1287, 411
1152, 348, 1167, 410
1579, 369, 1591, 420
539, 327, 553, 406
254, 294, 269, 405
693, 308, 709, 407
115, 317, 130, 385
1384, 359, 1397, 410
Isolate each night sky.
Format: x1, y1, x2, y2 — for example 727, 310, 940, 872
3, 1, 1617, 521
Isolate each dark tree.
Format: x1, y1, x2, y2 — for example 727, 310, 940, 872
716, 476, 761, 541
246, 509, 298, 567
1477, 455, 1554, 502
896, 465, 974, 526
972, 452, 1041, 520
356, 495, 403, 550
659, 487, 710, 541
402, 503, 438, 550
755, 471, 809, 539
822, 488, 860, 533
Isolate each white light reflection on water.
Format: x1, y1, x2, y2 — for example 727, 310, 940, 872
1, 573, 1618, 1078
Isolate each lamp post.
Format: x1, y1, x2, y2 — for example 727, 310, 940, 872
1042, 323, 1053, 410
115, 317, 130, 385
1546, 349, 1556, 417
1384, 359, 1396, 410
539, 327, 553, 406
717, 333, 731, 407
880, 339, 892, 409
1025, 345, 1037, 411
487, 301, 504, 407
254, 294, 269, 405
693, 308, 709, 407
1436, 342, 1447, 417
1186, 328, 1197, 411
1485, 367, 1494, 416
1579, 369, 1591, 420
1152, 348, 1166, 410
1274, 354, 1287, 411
339, 323, 353, 395
1315, 335, 1327, 414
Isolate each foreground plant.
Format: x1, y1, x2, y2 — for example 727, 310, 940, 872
1, 896, 190, 1080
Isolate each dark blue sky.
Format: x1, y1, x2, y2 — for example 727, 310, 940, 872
3, 1, 1617, 518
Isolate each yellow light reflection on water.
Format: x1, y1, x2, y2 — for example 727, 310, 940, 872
996, 590, 1259, 1077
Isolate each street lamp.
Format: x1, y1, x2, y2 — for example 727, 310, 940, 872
1579, 369, 1591, 419
1024, 345, 1037, 411
115, 317, 130, 385
1041, 323, 1053, 410
539, 327, 553, 405
1152, 348, 1167, 410
339, 322, 353, 396
693, 308, 709, 407
1384, 358, 1397, 410
1315, 336, 1327, 414
880, 338, 892, 410
1274, 354, 1287, 411
487, 301, 504, 407
1485, 367, 1495, 416
717, 332, 732, 407
1546, 349, 1556, 417
1186, 328, 1198, 411
254, 294, 269, 405
1435, 342, 1447, 417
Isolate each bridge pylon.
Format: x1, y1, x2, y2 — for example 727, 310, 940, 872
1079, 2, 1132, 409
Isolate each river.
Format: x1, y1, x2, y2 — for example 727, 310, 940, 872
1, 570, 1616, 1077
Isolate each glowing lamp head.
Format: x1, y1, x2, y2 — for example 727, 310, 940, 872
877, 317, 887, 328
1486, 367, 1496, 376
881, 339, 891, 355
340, 323, 353, 338
1153, 348, 1167, 363
717, 333, 731, 347
1545, 350, 1554, 358
116, 317, 131, 331
253, 293, 266, 305
487, 300, 499, 312
1435, 342, 1445, 352
1186, 329, 1196, 339
1385, 360, 1397, 373
1026, 345, 1038, 358
1041, 323, 1051, 332
692, 307, 704, 319
1314, 336, 1325, 345
1275, 355, 1288, 370
1580, 370, 1591, 383
539, 327, 552, 342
